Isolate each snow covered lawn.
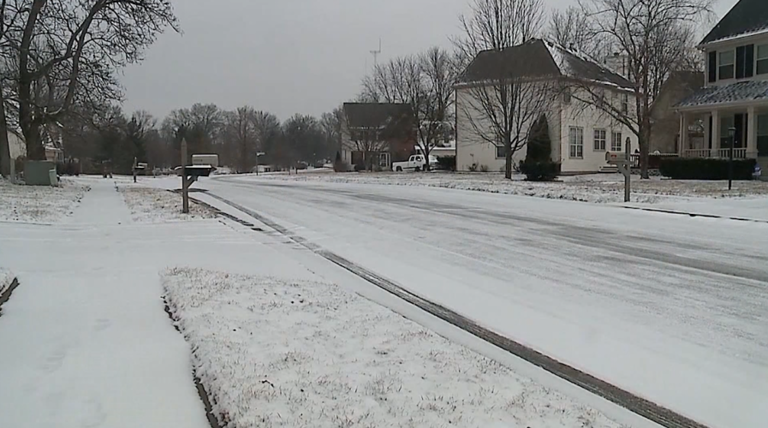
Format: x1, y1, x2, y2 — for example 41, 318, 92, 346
239, 172, 768, 204
0, 177, 89, 223
163, 267, 623, 428
118, 185, 216, 222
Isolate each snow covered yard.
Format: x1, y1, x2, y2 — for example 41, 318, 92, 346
163, 267, 623, 428
0, 177, 89, 223
241, 171, 768, 204
118, 184, 216, 223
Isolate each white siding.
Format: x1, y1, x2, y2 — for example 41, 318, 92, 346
456, 84, 636, 174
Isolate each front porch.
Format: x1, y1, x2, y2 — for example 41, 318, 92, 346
678, 105, 768, 160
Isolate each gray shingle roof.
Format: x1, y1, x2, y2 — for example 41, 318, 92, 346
700, 0, 768, 45
675, 80, 768, 108
342, 103, 412, 129
458, 39, 633, 90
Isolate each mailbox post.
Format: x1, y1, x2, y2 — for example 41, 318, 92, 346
605, 141, 632, 202
181, 138, 189, 214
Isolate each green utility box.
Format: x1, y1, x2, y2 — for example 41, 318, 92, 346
24, 161, 57, 186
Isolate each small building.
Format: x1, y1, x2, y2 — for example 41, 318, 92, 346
340, 103, 416, 170
675, 0, 768, 175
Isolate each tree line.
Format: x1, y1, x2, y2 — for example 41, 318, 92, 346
58, 102, 343, 175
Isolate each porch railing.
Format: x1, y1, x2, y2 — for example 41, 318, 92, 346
684, 148, 748, 159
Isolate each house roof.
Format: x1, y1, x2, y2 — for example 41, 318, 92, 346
675, 80, 768, 109
458, 39, 634, 90
342, 103, 412, 129
700, 0, 768, 45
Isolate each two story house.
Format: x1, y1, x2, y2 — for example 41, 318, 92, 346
676, 0, 768, 174
455, 39, 637, 174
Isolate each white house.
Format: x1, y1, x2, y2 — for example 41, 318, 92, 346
455, 39, 637, 174
675, 0, 768, 176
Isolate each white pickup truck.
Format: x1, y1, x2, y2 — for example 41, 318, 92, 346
392, 154, 437, 172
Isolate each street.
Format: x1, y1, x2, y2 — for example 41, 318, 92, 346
202, 175, 768, 428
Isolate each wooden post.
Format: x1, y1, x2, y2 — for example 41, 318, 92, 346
624, 138, 631, 203
181, 138, 189, 214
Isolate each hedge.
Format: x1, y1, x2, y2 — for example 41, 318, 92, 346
659, 158, 757, 180
519, 159, 560, 181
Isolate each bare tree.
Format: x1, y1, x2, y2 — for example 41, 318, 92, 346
453, 0, 545, 68
320, 107, 343, 156
574, 0, 713, 178
418, 47, 458, 168
223, 106, 257, 172
2, 0, 177, 160
549, 6, 606, 60
454, 0, 553, 178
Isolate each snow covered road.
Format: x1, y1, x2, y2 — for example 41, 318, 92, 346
202, 176, 768, 428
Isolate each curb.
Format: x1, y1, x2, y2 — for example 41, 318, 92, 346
0, 278, 20, 316
622, 206, 768, 224
162, 296, 223, 428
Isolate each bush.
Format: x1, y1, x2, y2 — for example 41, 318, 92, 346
659, 158, 757, 180
436, 156, 456, 171
520, 114, 557, 181
479, 164, 489, 173
519, 159, 560, 181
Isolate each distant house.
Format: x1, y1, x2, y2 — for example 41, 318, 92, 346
455, 39, 637, 174
340, 103, 416, 170
675, 0, 768, 175
650, 71, 705, 154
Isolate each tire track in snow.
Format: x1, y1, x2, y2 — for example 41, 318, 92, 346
202, 191, 711, 428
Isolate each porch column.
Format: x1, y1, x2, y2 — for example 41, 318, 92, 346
679, 112, 688, 156
703, 113, 711, 153
747, 106, 758, 158
711, 110, 720, 157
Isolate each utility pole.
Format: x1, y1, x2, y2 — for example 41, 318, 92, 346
181, 138, 189, 214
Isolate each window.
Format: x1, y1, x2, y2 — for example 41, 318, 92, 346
758, 44, 768, 75
621, 94, 629, 114
719, 50, 734, 80
563, 87, 572, 104
611, 131, 622, 152
496, 145, 505, 159
569, 127, 584, 158
593, 129, 606, 151
379, 153, 389, 167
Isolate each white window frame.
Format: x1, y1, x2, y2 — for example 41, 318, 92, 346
496, 144, 505, 159
757, 44, 768, 76
611, 131, 622, 152
719, 50, 735, 80
569, 126, 584, 159
593, 129, 607, 151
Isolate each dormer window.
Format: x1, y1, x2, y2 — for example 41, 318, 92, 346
758, 44, 768, 75
719, 51, 734, 80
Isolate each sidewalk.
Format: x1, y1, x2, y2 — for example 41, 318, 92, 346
0, 179, 211, 428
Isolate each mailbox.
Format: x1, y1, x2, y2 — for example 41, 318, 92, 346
605, 151, 628, 164
174, 165, 216, 179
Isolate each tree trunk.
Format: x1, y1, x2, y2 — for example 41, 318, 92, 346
504, 136, 512, 179
0, 91, 10, 177
639, 117, 652, 179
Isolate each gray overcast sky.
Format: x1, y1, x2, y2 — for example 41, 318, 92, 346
120, 0, 738, 121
